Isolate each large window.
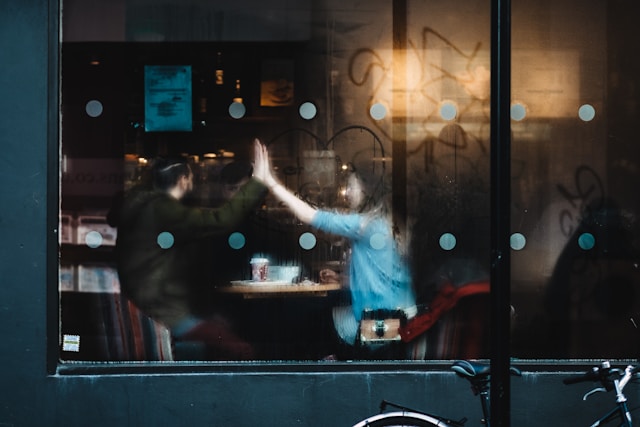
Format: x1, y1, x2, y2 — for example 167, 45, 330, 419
58, 0, 640, 363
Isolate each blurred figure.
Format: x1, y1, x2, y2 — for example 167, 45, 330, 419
257, 143, 416, 351
204, 160, 257, 288
108, 140, 269, 360
220, 160, 253, 201
544, 198, 640, 357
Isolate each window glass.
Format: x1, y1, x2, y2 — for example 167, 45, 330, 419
510, 0, 640, 358
59, 0, 640, 363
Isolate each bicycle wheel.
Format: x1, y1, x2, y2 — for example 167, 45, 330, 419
351, 411, 451, 427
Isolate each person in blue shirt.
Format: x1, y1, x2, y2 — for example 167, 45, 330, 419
257, 143, 416, 349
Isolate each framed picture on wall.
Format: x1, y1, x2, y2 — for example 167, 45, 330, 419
260, 59, 294, 107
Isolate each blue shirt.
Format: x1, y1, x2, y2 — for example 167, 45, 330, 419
311, 210, 415, 321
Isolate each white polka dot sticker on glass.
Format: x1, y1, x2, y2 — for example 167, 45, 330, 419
299, 102, 317, 120
85, 100, 103, 118
299, 232, 317, 250
228, 232, 246, 250
510, 103, 526, 121
369, 233, 386, 250
369, 102, 387, 121
157, 231, 175, 249
578, 104, 596, 122
510, 233, 526, 251
439, 233, 457, 251
578, 232, 595, 250
439, 101, 457, 121
228, 101, 246, 119
85, 231, 103, 248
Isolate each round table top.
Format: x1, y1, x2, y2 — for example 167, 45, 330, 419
214, 281, 342, 298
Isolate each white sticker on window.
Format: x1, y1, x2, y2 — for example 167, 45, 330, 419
62, 334, 80, 352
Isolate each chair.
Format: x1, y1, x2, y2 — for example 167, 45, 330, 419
401, 281, 491, 360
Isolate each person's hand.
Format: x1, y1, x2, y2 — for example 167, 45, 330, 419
252, 138, 278, 188
319, 268, 340, 284
253, 139, 317, 223
252, 138, 270, 183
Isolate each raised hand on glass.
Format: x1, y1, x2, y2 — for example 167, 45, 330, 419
251, 138, 270, 184
260, 145, 316, 224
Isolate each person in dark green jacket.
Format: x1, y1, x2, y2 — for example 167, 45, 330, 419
109, 140, 270, 360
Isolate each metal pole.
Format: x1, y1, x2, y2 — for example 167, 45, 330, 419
392, 0, 408, 234
490, 0, 512, 425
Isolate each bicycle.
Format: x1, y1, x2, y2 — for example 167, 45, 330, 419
563, 361, 640, 427
351, 360, 522, 427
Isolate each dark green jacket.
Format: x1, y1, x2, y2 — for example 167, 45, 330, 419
110, 179, 267, 329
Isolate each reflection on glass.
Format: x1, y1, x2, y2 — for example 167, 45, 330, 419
59, 1, 495, 363
59, 0, 639, 363
508, 2, 640, 359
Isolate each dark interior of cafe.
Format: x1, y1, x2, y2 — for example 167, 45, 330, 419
57, 0, 640, 364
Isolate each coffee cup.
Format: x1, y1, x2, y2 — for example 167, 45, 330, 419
250, 257, 269, 281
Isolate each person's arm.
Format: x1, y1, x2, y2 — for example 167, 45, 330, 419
253, 140, 318, 224
159, 140, 270, 239
166, 179, 267, 238
267, 179, 317, 224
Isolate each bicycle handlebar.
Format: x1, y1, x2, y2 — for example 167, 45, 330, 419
563, 362, 638, 395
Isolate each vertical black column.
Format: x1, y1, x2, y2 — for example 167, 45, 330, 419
392, 0, 408, 233
47, 0, 61, 374
490, 0, 512, 425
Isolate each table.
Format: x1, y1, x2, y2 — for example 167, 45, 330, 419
214, 281, 342, 299
213, 280, 344, 359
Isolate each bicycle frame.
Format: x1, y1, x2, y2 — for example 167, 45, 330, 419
592, 372, 633, 427
564, 362, 636, 427
352, 361, 638, 427
592, 403, 632, 427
